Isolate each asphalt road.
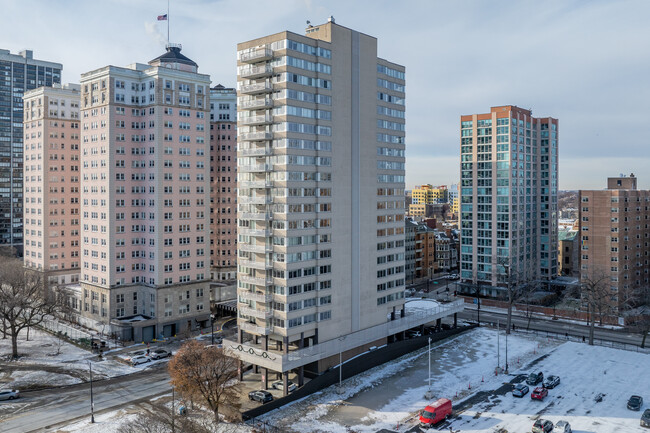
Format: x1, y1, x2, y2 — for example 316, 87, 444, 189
0, 363, 172, 433
458, 308, 646, 347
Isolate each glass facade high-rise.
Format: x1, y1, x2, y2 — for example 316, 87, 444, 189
0, 49, 62, 255
459, 106, 558, 293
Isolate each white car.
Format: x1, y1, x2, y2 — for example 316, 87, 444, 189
271, 380, 297, 392
553, 421, 572, 433
0, 390, 19, 401
130, 355, 151, 366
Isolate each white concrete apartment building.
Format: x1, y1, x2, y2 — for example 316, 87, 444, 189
77, 45, 212, 341
225, 18, 463, 394
23, 83, 81, 288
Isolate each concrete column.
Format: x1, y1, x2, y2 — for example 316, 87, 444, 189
420, 324, 425, 334
401, 307, 405, 318
261, 367, 268, 390
314, 328, 319, 344
436, 318, 442, 329
238, 360, 243, 381
454, 312, 458, 328
298, 366, 304, 386
282, 371, 289, 397
299, 332, 304, 349
263, 335, 268, 351
283, 336, 289, 354
391, 306, 396, 321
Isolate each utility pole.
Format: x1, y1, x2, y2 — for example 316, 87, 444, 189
88, 362, 95, 423
210, 314, 215, 345
172, 386, 175, 433
497, 320, 500, 371
425, 337, 434, 399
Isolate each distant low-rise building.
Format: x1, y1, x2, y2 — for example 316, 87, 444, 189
558, 228, 578, 277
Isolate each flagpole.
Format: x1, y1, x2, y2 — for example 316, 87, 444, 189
167, 0, 170, 43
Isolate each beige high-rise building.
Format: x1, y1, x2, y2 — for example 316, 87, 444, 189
578, 174, 649, 314
224, 19, 463, 393
77, 45, 212, 340
23, 84, 81, 288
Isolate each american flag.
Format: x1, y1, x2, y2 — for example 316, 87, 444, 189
157, 14, 167, 21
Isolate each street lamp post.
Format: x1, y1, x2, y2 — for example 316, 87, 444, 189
497, 320, 500, 371
88, 361, 95, 423
337, 336, 346, 394
505, 331, 509, 374
424, 337, 434, 399
210, 314, 215, 345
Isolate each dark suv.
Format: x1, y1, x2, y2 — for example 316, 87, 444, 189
526, 371, 544, 386
248, 390, 273, 403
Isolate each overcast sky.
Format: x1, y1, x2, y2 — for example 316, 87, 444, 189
3, 0, 649, 190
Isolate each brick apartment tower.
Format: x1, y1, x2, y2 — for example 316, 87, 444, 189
23, 84, 81, 287
77, 45, 212, 340
0, 49, 62, 255
578, 174, 649, 314
229, 18, 410, 391
209, 85, 237, 281
459, 106, 559, 293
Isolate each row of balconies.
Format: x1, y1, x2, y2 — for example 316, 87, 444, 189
239, 114, 273, 126
239, 274, 274, 286
239, 64, 273, 79
239, 47, 273, 64
240, 98, 273, 111
239, 147, 273, 157
238, 163, 273, 173
239, 179, 273, 188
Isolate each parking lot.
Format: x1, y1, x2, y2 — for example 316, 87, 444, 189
259, 327, 650, 433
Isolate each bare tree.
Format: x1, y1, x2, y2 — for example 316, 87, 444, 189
116, 401, 235, 433
620, 284, 650, 348
497, 258, 525, 335
580, 269, 611, 345
168, 340, 240, 423
0, 258, 67, 358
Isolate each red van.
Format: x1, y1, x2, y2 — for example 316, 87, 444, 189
419, 398, 452, 427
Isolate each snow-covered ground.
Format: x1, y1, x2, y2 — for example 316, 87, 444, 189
0, 328, 135, 389
260, 327, 650, 433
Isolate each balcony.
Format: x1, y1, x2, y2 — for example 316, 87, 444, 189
238, 195, 272, 205
240, 98, 273, 111
238, 259, 273, 270
239, 65, 273, 79
239, 290, 273, 304
239, 321, 271, 335
239, 179, 273, 188
239, 306, 273, 320
238, 227, 272, 237
239, 48, 273, 64
238, 212, 273, 220
239, 82, 273, 95
239, 275, 273, 286
239, 147, 273, 157
238, 163, 273, 173
240, 114, 273, 126
239, 243, 273, 254
240, 131, 273, 142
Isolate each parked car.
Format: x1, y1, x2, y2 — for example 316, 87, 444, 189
248, 390, 273, 403
150, 348, 172, 360
526, 371, 544, 386
0, 390, 19, 401
271, 380, 298, 393
532, 419, 554, 433
419, 398, 452, 427
125, 350, 147, 361
531, 387, 549, 401
640, 408, 650, 428
450, 274, 459, 279
628, 395, 644, 411
512, 383, 530, 398
130, 355, 151, 366
543, 375, 561, 389
407, 330, 422, 338
553, 420, 572, 433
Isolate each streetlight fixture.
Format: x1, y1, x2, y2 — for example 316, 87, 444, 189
88, 361, 95, 423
